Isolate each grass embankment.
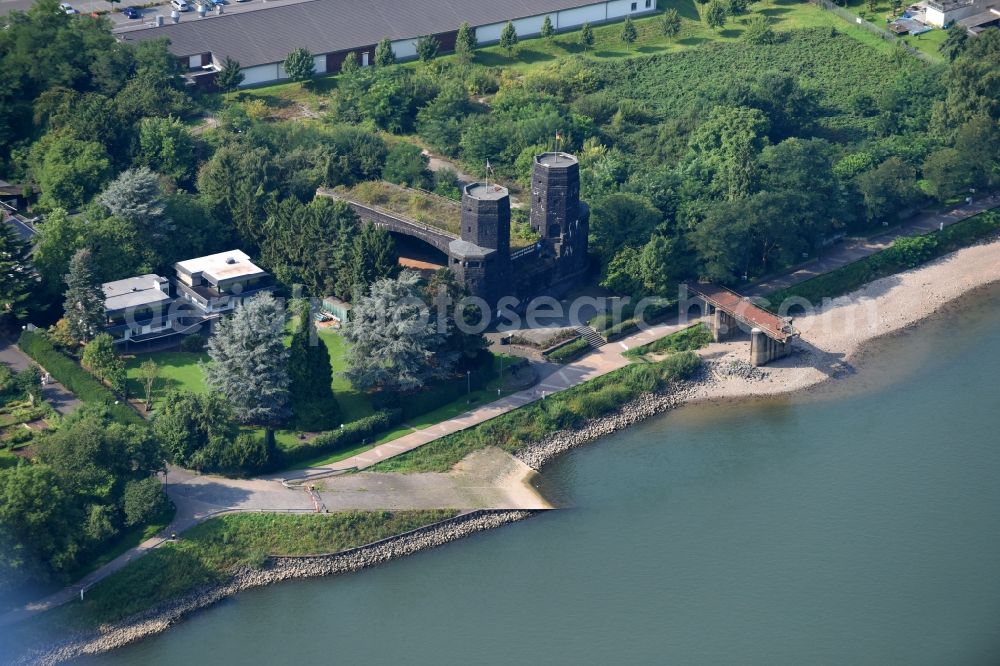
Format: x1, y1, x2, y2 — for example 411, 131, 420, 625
68, 510, 456, 627
371, 351, 702, 473
767, 210, 1000, 306
625, 323, 714, 359
16, 330, 141, 424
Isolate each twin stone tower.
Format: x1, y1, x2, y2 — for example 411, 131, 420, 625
449, 152, 590, 311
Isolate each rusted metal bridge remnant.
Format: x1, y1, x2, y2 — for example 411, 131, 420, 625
686, 282, 798, 367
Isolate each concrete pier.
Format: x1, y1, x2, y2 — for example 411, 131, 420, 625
750, 327, 792, 367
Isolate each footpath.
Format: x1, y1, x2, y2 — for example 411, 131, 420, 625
748, 194, 1000, 297
0, 338, 80, 416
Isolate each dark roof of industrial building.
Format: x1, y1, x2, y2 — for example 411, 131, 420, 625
118, 0, 601, 66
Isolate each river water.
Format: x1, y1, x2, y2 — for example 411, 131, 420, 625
79, 285, 1000, 664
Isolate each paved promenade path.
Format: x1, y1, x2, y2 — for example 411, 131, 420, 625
747, 194, 1000, 298
0, 319, 687, 628
0, 338, 80, 416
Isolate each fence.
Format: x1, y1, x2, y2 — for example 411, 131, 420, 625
811, 0, 932, 62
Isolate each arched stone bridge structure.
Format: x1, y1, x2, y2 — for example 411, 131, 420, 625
315, 188, 457, 254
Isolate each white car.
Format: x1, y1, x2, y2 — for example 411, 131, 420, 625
58, 2, 78, 13
170, 0, 191, 11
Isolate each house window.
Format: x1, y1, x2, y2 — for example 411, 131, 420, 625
631, 2, 637, 10
645, 0, 651, 6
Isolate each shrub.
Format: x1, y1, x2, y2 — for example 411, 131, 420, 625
278, 409, 404, 466
180, 334, 207, 352
17, 330, 140, 424
546, 337, 589, 363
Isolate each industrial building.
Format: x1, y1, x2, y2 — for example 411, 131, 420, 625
116, 0, 657, 88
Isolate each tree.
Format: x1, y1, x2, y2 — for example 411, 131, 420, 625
340, 51, 360, 75
856, 157, 922, 224
727, 0, 750, 15
890, 0, 902, 14
204, 292, 290, 432
455, 22, 478, 62
81, 333, 117, 382
139, 358, 159, 411
601, 246, 644, 296
580, 22, 595, 50
500, 21, 519, 58
621, 17, 638, 50
706, 0, 728, 29
350, 222, 400, 292
922, 147, 973, 201
375, 38, 396, 67
541, 15, 555, 41
215, 56, 244, 92
15, 365, 43, 406
343, 270, 450, 392
590, 193, 662, 266
955, 114, 1000, 188
152, 389, 238, 469
63, 248, 105, 343
30, 133, 112, 211
660, 9, 682, 40
137, 116, 196, 183
742, 14, 776, 44
685, 105, 770, 201
287, 301, 339, 430
283, 48, 315, 82
121, 476, 167, 527
0, 463, 80, 577
99, 167, 172, 245
415, 35, 440, 62
383, 142, 431, 188
0, 222, 34, 328
939, 24, 969, 62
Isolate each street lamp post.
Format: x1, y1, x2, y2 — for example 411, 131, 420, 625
466, 370, 471, 403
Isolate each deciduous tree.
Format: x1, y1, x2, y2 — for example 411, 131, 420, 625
283, 48, 315, 82
660, 9, 682, 40
416, 35, 440, 62
455, 22, 478, 62
706, 0, 728, 29
500, 21, 519, 58
621, 17, 638, 50
580, 22, 595, 49
215, 56, 244, 92
375, 37, 396, 67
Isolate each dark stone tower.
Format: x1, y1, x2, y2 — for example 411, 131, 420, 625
530, 152, 589, 277
448, 182, 511, 310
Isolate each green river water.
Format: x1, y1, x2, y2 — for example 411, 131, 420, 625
57, 284, 1000, 664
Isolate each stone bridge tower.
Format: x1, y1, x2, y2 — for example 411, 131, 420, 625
530, 152, 589, 279
448, 182, 511, 310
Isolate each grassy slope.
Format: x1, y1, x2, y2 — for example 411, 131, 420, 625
65, 510, 457, 627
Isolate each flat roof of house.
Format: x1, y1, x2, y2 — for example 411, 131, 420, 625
117, 0, 605, 66
103, 274, 172, 311
174, 250, 266, 282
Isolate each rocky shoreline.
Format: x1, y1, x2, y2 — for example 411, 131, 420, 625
18, 509, 534, 666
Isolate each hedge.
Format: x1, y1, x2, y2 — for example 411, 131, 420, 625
278, 408, 403, 466
17, 330, 141, 424
546, 336, 590, 363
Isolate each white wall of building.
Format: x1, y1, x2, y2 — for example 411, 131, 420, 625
556, 3, 607, 28
313, 54, 327, 74
391, 38, 418, 60
240, 63, 281, 87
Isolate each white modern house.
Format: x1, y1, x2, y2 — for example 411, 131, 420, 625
116, 0, 658, 89
172, 250, 273, 315
102, 274, 174, 342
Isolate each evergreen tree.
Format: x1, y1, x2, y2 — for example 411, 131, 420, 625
416, 35, 440, 62
706, 0, 728, 29
580, 22, 595, 49
0, 222, 35, 328
63, 248, 105, 343
204, 292, 290, 431
98, 167, 172, 245
455, 22, 478, 62
621, 17, 638, 49
283, 47, 315, 81
660, 8, 682, 39
500, 21, 519, 57
215, 57, 244, 92
350, 222, 400, 293
374, 38, 396, 67
340, 51, 360, 74
540, 15, 555, 41
287, 301, 339, 430
343, 270, 449, 392
425, 269, 488, 366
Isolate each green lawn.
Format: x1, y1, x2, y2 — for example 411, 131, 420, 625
62, 510, 457, 628
318, 329, 374, 423
125, 351, 209, 403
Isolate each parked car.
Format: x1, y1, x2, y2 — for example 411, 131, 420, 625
58, 2, 78, 13
170, 0, 191, 11
121, 5, 141, 18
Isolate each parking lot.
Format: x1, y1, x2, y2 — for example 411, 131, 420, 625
2, 0, 315, 29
